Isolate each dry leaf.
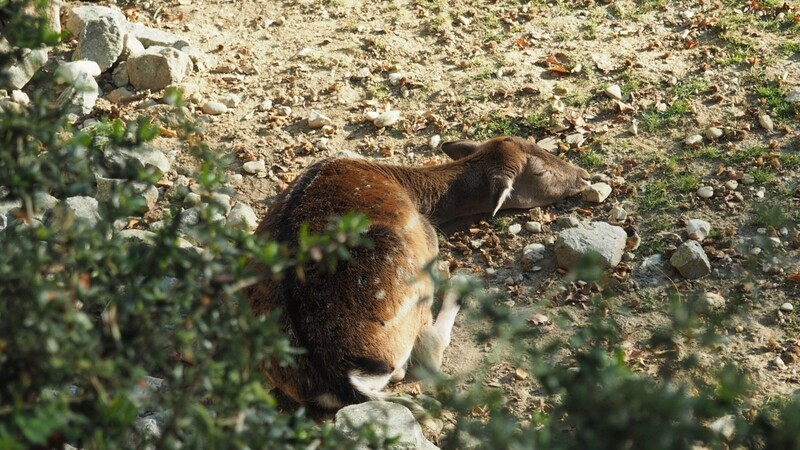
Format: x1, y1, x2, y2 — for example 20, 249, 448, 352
788, 272, 800, 283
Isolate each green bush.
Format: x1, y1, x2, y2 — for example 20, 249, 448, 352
2, 2, 799, 450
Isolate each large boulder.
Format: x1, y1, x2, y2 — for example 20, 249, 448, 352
127, 47, 191, 91
65, 5, 127, 37
73, 15, 125, 72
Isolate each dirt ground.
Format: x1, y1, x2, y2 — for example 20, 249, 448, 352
73, 0, 800, 439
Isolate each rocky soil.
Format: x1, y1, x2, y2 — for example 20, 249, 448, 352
4, 0, 800, 446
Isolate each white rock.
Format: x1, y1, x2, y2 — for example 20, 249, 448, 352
686, 219, 711, 241
364, 111, 380, 121
335, 402, 438, 450
536, 137, 560, 153
724, 180, 738, 191
583, 182, 612, 203
670, 240, 711, 279
525, 221, 542, 233
373, 110, 401, 128
63, 196, 101, 226
103, 146, 171, 176
702, 292, 726, 309
55, 60, 102, 84
758, 113, 774, 133
565, 133, 586, 147
127, 47, 192, 91
709, 414, 736, 440
608, 206, 627, 223
73, 15, 125, 72
696, 186, 714, 199
780, 302, 794, 312
554, 221, 627, 269
242, 160, 267, 176
227, 203, 259, 232
605, 84, 623, 101
10, 90, 30, 106
66, 5, 126, 37
429, 134, 441, 149
308, 109, 333, 129
523, 243, 547, 262
57, 72, 99, 116
684, 134, 703, 147
218, 93, 241, 108
202, 101, 228, 115
774, 356, 787, 371
6, 48, 48, 90
508, 224, 522, 235
705, 127, 723, 140
785, 89, 800, 104
335, 150, 364, 159
258, 99, 273, 111
124, 22, 189, 48
741, 173, 755, 185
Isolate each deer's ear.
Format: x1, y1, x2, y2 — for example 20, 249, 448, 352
441, 140, 481, 160
491, 175, 514, 217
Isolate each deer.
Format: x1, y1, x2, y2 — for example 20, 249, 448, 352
247, 135, 590, 419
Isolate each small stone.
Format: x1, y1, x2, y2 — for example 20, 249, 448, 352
523, 243, 546, 263
336, 150, 364, 159
227, 202, 259, 232
582, 182, 612, 203
242, 160, 267, 176
608, 206, 627, 223
112, 61, 129, 87
106, 87, 134, 104
709, 415, 736, 440
127, 47, 192, 91
373, 110, 401, 128
758, 113, 774, 133
684, 134, 703, 147
696, 186, 714, 199
741, 173, 755, 185
308, 110, 333, 129
11, 90, 30, 106
565, 133, 585, 147
364, 111, 380, 121
702, 292, 726, 309
604, 84, 623, 101
202, 101, 228, 115
63, 196, 101, 226
780, 302, 794, 312
6, 48, 48, 90
508, 224, 522, 235
429, 134, 441, 149
183, 192, 202, 208
555, 221, 627, 269
724, 180, 738, 191
258, 99, 273, 111
525, 221, 542, 233
774, 356, 787, 371
670, 240, 711, 279
536, 137, 559, 153
785, 89, 800, 104
705, 127, 723, 140
557, 216, 581, 228
57, 72, 99, 116
686, 219, 711, 241
218, 93, 241, 108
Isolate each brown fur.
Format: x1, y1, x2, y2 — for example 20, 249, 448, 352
247, 136, 589, 412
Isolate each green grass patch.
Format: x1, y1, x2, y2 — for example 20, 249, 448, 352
780, 152, 800, 170
671, 79, 709, 100
779, 41, 800, 56
674, 173, 701, 193
578, 149, 603, 168
637, 180, 675, 213
473, 111, 551, 139
728, 145, 769, 164
753, 203, 791, 228
749, 167, 776, 184
641, 100, 691, 132
754, 81, 798, 119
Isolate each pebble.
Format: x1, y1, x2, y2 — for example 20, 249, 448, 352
183, 192, 201, 207
758, 113, 774, 133
523, 243, 547, 262
373, 110, 401, 128
608, 206, 627, 223
604, 84, 623, 101
242, 160, 266, 176
525, 221, 542, 233
308, 109, 333, 129
741, 173, 755, 185
557, 216, 581, 228
258, 99, 273, 111
724, 180, 738, 191
555, 221, 628, 269
780, 302, 794, 312
227, 202, 258, 232
364, 111, 380, 121
696, 186, 714, 199
508, 224, 522, 235
774, 356, 787, 371
565, 133, 585, 147
202, 101, 228, 115
705, 127, 723, 140
785, 89, 800, 104
582, 182, 612, 203
670, 240, 711, 279
429, 134, 441, 149
218, 93, 241, 108
703, 292, 726, 309
11, 90, 30, 105
684, 134, 703, 147
686, 219, 711, 241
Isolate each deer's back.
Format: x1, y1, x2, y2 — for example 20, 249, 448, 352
249, 158, 438, 404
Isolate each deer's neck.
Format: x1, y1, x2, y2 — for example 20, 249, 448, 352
377, 159, 492, 225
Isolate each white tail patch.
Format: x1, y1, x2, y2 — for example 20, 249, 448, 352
315, 393, 343, 409
348, 372, 393, 400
